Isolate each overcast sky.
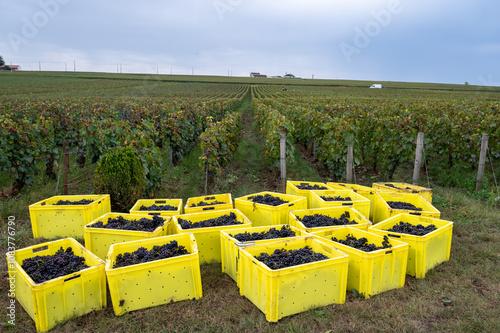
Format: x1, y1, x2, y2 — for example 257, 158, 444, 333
1, 0, 499, 85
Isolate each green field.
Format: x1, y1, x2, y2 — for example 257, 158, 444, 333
0, 71, 499, 332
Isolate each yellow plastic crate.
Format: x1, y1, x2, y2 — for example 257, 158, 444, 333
311, 227, 408, 298
84, 213, 169, 260
373, 192, 441, 224
171, 209, 252, 264
373, 182, 433, 203
289, 206, 372, 233
105, 233, 202, 316
286, 180, 333, 208
29, 194, 111, 239
238, 236, 348, 322
327, 183, 392, 220
129, 199, 183, 235
310, 189, 370, 219
6, 238, 106, 332
220, 224, 308, 284
234, 191, 307, 227
368, 214, 453, 278
184, 193, 233, 214
130, 198, 183, 216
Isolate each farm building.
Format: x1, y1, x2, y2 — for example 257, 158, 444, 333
250, 72, 267, 78
0, 65, 20, 71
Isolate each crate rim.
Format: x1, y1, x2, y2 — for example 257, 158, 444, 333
10, 237, 105, 288
373, 182, 432, 191
289, 207, 371, 231
374, 192, 438, 212
312, 227, 409, 257
172, 208, 251, 232
105, 233, 198, 272
235, 191, 307, 208
84, 212, 170, 235
310, 189, 370, 203
239, 236, 349, 274
369, 213, 453, 238
130, 198, 183, 213
220, 224, 306, 246
29, 194, 110, 208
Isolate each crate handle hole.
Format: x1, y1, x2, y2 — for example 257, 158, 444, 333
32, 245, 48, 253
64, 274, 81, 282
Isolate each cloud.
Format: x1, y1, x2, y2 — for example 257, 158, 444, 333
0, 0, 498, 84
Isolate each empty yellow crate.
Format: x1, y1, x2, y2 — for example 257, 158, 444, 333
311, 227, 408, 298
327, 183, 392, 220
238, 236, 348, 322
220, 224, 308, 284
6, 238, 106, 332
184, 193, 233, 214
171, 209, 252, 264
286, 180, 333, 208
373, 182, 433, 203
368, 213, 453, 278
310, 189, 370, 219
289, 206, 372, 233
234, 191, 307, 227
105, 233, 202, 316
373, 192, 441, 224
29, 194, 111, 239
130, 199, 183, 235
84, 213, 169, 260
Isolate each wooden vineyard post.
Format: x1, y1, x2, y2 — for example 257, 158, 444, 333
169, 145, 173, 167
280, 131, 287, 190
413, 132, 425, 185
205, 160, 209, 195
346, 144, 353, 183
476, 134, 489, 191
63, 140, 69, 195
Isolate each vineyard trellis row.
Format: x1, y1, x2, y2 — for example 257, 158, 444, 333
252, 90, 500, 181
0, 86, 247, 194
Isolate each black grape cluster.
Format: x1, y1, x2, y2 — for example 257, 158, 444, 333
332, 234, 392, 252
298, 213, 357, 228
386, 221, 437, 236
21, 247, 89, 283
89, 215, 165, 232
384, 183, 412, 190
295, 183, 328, 190
248, 194, 289, 206
178, 212, 242, 229
113, 240, 189, 268
255, 246, 328, 270
190, 200, 226, 207
139, 204, 177, 211
386, 201, 422, 211
53, 199, 94, 205
320, 196, 352, 202
231, 225, 296, 242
